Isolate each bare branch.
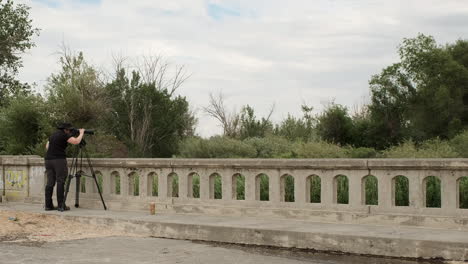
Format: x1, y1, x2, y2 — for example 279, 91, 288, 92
203, 91, 240, 137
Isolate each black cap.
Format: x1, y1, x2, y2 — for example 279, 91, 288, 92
57, 122, 73, 130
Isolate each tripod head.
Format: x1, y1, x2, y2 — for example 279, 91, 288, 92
79, 138, 87, 147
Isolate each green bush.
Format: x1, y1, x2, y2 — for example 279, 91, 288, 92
336, 175, 349, 204
0, 95, 50, 155
295, 140, 348, 158
382, 139, 459, 158
244, 136, 294, 158
346, 147, 378, 158
450, 130, 468, 158
364, 175, 378, 205
394, 176, 409, 206
178, 136, 256, 158
459, 177, 468, 209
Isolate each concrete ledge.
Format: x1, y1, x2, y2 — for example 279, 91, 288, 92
20, 157, 468, 170
2, 203, 468, 261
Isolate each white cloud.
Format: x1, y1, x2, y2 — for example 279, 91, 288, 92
16, 0, 468, 136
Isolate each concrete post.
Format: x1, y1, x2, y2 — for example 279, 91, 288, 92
200, 170, 210, 200
269, 170, 280, 203
222, 170, 233, 201
442, 171, 457, 211
294, 171, 307, 204
159, 169, 170, 199
321, 171, 333, 206
102, 169, 111, 196
410, 171, 423, 208
178, 169, 189, 199
348, 170, 362, 207
374, 171, 392, 209
140, 169, 149, 198
245, 172, 256, 201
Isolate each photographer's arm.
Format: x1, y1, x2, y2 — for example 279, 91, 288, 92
67, 129, 85, 145
46, 141, 49, 150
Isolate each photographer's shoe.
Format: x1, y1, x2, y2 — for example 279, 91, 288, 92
45, 206, 56, 211
57, 205, 70, 212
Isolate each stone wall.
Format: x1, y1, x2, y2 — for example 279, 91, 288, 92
2, 156, 468, 229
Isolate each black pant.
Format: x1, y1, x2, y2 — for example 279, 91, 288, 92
45, 159, 68, 208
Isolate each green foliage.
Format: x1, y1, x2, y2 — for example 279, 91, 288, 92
0, 0, 39, 106
46, 51, 108, 128
84, 134, 128, 158
213, 174, 222, 199
450, 130, 468, 158
336, 175, 349, 204
382, 138, 459, 158
274, 105, 316, 142
105, 69, 194, 157
171, 174, 179, 197
345, 147, 378, 158
316, 103, 354, 146
239, 105, 273, 139
459, 177, 468, 209
368, 63, 414, 149
309, 175, 321, 203
295, 141, 348, 158
244, 136, 294, 158
191, 174, 200, 198
368, 34, 468, 145
0, 95, 50, 154
364, 176, 378, 205
178, 136, 257, 158
235, 174, 245, 200
283, 175, 294, 202
425, 176, 441, 208
394, 176, 409, 206
258, 174, 269, 201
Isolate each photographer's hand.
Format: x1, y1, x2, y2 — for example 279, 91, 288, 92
67, 128, 85, 145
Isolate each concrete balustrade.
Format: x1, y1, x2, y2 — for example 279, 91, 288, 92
1, 156, 468, 229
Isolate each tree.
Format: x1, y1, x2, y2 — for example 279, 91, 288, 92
0, 94, 49, 154
275, 105, 316, 142
239, 105, 274, 139
0, 0, 39, 106
203, 92, 240, 138
367, 63, 415, 148
105, 66, 195, 157
367, 34, 468, 146
316, 103, 354, 146
45, 49, 109, 128
400, 34, 467, 139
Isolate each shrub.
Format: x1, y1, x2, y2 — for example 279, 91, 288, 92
295, 140, 348, 158
346, 147, 378, 158
178, 136, 256, 158
244, 136, 294, 158
0, 95, 50, 155
450, 130, 468, 158
382, 139, 459, 158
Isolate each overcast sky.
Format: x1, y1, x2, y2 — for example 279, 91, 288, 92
16, 0, 468, 137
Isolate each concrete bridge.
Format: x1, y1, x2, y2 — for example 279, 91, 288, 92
1, 156, 468, 261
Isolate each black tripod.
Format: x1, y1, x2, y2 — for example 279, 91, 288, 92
64, 139, 107, 210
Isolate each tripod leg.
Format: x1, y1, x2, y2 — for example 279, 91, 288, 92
64, 152, 78, 207
83, 148, 107, 210
75, 173, 80, 208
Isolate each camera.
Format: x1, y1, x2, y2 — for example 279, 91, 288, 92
70, 128, 94, 137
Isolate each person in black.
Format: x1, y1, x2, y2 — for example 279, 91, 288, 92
45, 122, 84, 212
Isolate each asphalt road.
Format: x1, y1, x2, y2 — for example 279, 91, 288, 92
0, 236, 443, 264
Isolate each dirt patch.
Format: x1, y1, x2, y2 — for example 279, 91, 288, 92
0, 210, 140, 246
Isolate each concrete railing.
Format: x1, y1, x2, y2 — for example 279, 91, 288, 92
2, 156, 468, 229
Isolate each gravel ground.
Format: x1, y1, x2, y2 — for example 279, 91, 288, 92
0, 210, 139, 245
